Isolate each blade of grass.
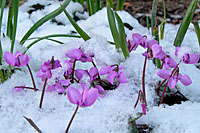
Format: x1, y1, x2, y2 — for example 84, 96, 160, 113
106, 0, 113, 8
6, 3, 13, 39
146, 16, 149, 30
25, 34, 81, 53
0, 0, 6, 63
115, 12, 129, 59
160, 0, 166, 40
86, 0, 94, 16
10, 0, 19, 53
116, 0, 124, 10
151, 0, 158, 37
62, 8, 91, 41
173, 0, 198, 47
95, 0, 101, 12
107, 5, 120, 49
193, 21, 200, 46
19, 0, 71, 45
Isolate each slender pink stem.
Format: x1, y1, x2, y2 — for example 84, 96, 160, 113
142, 57, 147, 104
39, 78, 48, 108
65, 105, 79, 133
71, 59, 76, 83
159, 81, 169, 104
155, 79, 167, 95
26, 64, 37, 91
92, 61, 101, 80
15, 86, 39, 91
134, 90, 141, 108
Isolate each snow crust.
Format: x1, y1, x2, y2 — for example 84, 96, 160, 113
0, 0, 200, 132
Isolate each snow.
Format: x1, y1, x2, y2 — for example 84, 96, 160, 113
0, 0, 200, 132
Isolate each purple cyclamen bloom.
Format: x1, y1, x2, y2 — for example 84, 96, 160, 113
66, 48, 93, 63
64, 60, 73, 79
146, 39, 158, 48
75, 67, 99, 81
37, 58, 61, 81
151, 44, 163, 58
47, 79, 70, 93
164, 57, 177, 69
183, 53, 199, 64
99, 65, 128, 85
175, 47, 199, 64
157, 69, 192, 89
4, 51, 31, 67
67, 86, 98, 107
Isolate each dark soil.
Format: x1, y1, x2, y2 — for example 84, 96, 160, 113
107, 0, 200, 26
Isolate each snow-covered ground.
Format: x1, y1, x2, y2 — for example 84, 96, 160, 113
0, 0, 200, 132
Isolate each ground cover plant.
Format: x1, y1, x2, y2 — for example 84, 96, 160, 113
0, 0, 200, 132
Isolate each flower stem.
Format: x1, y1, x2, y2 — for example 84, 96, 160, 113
71, 59, 76, 83
134, 90, 141, 108
15, 86, 39, 91
39, 78, 48, 108
65, 105, 79, 133
92, 61, 101, 80
26, 64, 37, 91
155, 79, 167, 95
142, 57, 147, 104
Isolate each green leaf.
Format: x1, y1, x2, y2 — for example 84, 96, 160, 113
173, 0, 198, 47
160, 0, 166, 40
62, 9, 91, 41
6, 3, 13, 39
106, 0, 113, 8
107, 5, 120, 49
95, 0, 101, 12
0, 0, 6, 64
19, 0, 71, 45
10, 0, 19, 53
25, 34, 81, 53
116, 0, 124, 10
115, 12, 129, 59
193, 21, 200, 46
151, 0, 158, 37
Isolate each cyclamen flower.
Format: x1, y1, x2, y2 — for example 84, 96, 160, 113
99, 65, 128, 85
4, 51, 31, 67
67, 86, 98, 107
175, 47, 199, 64
47, 79, 70, 93
66, 48, 93, 63
37, 57, 61, 81
127, 33, 146, 52
75, 67, 99, 81
157, 69, 192, 89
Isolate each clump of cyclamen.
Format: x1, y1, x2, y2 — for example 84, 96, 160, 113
127, 33, 200, 108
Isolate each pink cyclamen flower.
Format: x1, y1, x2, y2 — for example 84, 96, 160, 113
175, 47, 199, 64
37, 57, 61, 81
67, 86, 98, 107
164, 57, 177, 69
47, 79, 70, 93
4, 51, 31, 67
157, 69, 192, 89
66, 48, 94, 63
99, 65, 128, 85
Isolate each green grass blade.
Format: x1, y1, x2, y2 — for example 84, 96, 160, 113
160, 0, 166, 40
10, 0, 19, 53
116, 0, 124, 10
19, 0, 71, 45
115, 12, 129, 59
0, 0, 6, 63
86, 0, 94, 16
6, 3, 13, 39
146, 16, 149, 30
95, 0, 101, 12
193, 21, 200, 46
151, 0, 158, 37
107, 5, 120, 49
62, 8, 91, 41
106, 0, 113, 8
25, 34, 81, 52
173, 0, 198, 47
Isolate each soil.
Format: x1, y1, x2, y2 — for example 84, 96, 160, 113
104, 0, 200, 27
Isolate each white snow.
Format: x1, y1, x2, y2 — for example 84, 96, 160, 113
0, 0, 200, 133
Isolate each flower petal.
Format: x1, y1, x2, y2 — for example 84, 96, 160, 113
67, 87, 82, 105
18, 54, 30, 66
99, 66, 111, 75
59, 79, 70, 86
82, 88, 98, 107
180, 75, 192, 86
75, 69, 88, 80
157, 69, 171, 79
4, 52, 16, 66
106, 71, 118, 85
55, 83, 65, 93
168, 77, 178, 89
183, 54, 199, 64
118, 72, 128, 83
66, 49, 83, 60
